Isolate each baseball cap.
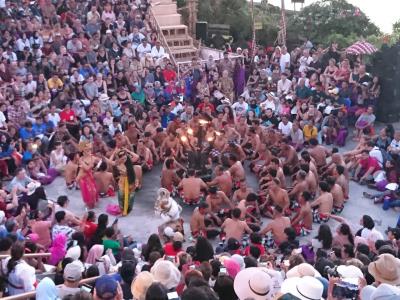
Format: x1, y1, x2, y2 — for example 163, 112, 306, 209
95, 275, 119, 300
64, 262, 82, 282
163, 226, 174, 238
173, 232, 184, 242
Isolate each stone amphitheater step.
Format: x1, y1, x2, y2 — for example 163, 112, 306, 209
170, 47, 198, 61
152, 2, 177, 15
155, 13, 181, 27
166, 37, 193, 48
160, 25, 189, 38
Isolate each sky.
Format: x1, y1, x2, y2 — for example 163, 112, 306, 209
262, 0, 399, 33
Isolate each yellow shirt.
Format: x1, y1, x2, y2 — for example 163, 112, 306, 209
303, 125, 318, 141
47, 78, 63, 90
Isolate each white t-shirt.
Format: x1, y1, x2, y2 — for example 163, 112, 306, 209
390, 139, 400, 154
48, 113, 61, 127
151, 46, 165, 59
277, 79, 292, 96
279, 53, 291, 72
2, 259, 36, 296
278, 121, 293, 136
136, 43, 151, 58
0, 111, 6, 128
299, 56, 313, 73
361, 227, 384, 243
260, 99, 276, 111
231, 102, 248, 116
369, 147, 383, 167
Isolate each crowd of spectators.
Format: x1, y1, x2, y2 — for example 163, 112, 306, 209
0, 0, 399, 300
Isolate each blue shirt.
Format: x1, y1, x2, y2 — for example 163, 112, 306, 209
32, 123, 47, 136
161, 112, 175, 128
19, 127, 35, 141
0, 145, 13, 158
43, 120, 55, 132
0, 226, 25, 241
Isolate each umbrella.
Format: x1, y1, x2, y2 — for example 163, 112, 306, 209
346, 41, 378, 55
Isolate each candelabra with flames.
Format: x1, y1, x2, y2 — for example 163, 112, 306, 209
179, 118, 221, 179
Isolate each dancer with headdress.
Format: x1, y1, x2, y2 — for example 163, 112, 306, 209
109, 148, 139, 216
77, 141, 100, 209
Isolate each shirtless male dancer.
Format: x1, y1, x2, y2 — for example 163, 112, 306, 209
291, 191, 313, 236
288, 170, 308, 201
311, 181, 333, 223
232, 180, 253, 204
206, 186, 234, 219
221, 208, 253, 241
260, 178, 290, 217
207, 165, 233, 197
326, 176, 345, 214
228, 154, 246, 189
161, 159, 181, 193
178, 169, 208, 205
334, 165, 349, 200
308, 138, 330, 169
260, 206, 291, 247
190, 202, 220, 239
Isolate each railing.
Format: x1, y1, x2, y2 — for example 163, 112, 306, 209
0, 253, 51, 259
148, 6, 178, 67
2, 274, 115, 300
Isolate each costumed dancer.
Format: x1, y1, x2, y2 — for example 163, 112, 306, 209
154, 188, 184, 240
111, 148, 138, 216
77, 141, 99, 209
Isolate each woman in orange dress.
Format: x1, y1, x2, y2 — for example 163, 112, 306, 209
77, 141, 100, 208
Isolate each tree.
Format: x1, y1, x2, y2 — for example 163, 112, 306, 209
192, 0, 381, 48
393, 20, 400, 35
288, 0, 380, 47
197, 0, 252, 46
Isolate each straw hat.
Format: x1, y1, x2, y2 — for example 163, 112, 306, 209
131, 271, 155, 300
150, 260, 181, 290
27, 181, 41, 196
286, 263, 320, 278
337, 265, 364, 285
281, 276, 324, 300
234, 267, 273, 300
368, 254, 400, 285
99, 93, 110, 101
360, 283, 400, 300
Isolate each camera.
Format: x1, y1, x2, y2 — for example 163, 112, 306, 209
324, 266, 340, 277
332, 281, 359, 299
324, 266, 359, 299
218, 267, 227, 276
167, 292, 179, 300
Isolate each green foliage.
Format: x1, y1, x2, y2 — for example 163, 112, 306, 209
194, 0, 381, 48
288, 0, 380, 46
393, 20, 400, 34
322, 33, 358, 48
197, 0, 251, 45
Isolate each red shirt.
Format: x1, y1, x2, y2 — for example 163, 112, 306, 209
59, 109, 76, 122
83, 221, 97, 241
244, 243, 265, 256
163, 69, 177, 82
163, 243, 181, 257
360, 156, 381, 174
197, 102, 215, 113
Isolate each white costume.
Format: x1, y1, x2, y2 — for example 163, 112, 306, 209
154, 188, 182, 222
